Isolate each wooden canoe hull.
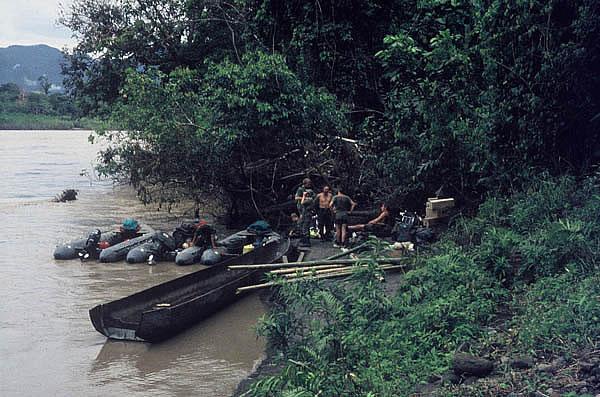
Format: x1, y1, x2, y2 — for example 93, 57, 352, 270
89, 235, 290, 343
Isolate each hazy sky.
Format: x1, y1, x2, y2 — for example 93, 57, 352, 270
0, 0, 76, 49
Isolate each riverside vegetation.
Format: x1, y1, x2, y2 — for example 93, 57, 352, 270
248, 175, 600, 396
55, 1, 600, 395
0, 83, 97, 129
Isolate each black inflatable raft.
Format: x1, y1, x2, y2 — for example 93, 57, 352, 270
54, 224, 153, 260
98, 232, 157, 263
174, 229, 278, 266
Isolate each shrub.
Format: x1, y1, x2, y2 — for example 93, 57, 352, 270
250, 249, 504, 396
514, 273, 600, 355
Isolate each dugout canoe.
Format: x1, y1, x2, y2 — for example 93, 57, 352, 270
89, 234, 291, 343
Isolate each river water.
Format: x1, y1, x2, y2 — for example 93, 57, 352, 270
0, 130, 266, 396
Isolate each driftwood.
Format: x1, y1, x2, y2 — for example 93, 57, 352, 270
52, 189, 78, 202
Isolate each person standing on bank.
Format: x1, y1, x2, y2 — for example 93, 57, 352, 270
315, 185, 334, 240
330, 188, 357, 247
294, 178, 316, 247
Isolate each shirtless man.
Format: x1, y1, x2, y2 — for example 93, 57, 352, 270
348, 203, 390, 234
330, 188, 357, 247
315, 185, 333, 240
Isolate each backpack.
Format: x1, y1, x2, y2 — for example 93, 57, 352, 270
391, 211, 418, 242
246, 220, 272, 236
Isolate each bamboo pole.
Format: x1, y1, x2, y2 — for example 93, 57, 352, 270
228, 257, 408, 270
236, 264, 407, 293
283, 264, 404, 280
237, 272, 349, 293
269, 264, 347, 274
275, 262, 378, 277
324, 242, 369, 260
282, 266, 355, 278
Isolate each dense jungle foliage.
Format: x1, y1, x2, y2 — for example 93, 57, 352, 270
248, 175, 600, 396
60, 0, 600, 212
59, 2, 600, 395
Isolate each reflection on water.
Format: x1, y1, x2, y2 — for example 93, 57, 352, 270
0, 131, 265, 397
92, 297, 266, 396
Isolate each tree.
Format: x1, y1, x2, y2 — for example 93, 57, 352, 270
248, 0, 404, 113
37, 75, 51, 95
374, 0, 600, 203
97, 51, 348, 212
60, 0, 239, 114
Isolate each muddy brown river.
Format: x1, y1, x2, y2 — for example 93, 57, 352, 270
0, 130, 266, 396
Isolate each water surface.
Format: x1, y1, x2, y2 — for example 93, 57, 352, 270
0, 130, 265, 396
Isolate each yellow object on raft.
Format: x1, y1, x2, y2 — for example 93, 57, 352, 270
243, 244, 254, 254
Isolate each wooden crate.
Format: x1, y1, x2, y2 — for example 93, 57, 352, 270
424, 197, 455, 226
426, 198, 455, 210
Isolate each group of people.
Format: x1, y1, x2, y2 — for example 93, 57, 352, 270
292, 178, 390, 248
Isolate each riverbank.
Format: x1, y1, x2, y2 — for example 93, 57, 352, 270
232, 239, 408, 396
0, 112, 101, 130
234, 176, 600, 396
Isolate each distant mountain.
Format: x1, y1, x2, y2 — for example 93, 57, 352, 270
0, 44, 65, 92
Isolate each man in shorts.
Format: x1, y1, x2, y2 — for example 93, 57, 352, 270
330, 188, 356, 247
315, 185, 333, 240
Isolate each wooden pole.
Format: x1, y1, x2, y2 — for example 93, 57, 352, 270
283, 264, 405, 280
228, 257, 408, 270
282, 266, 355, 278
324, 242, 369, 260
269, 264, 347, 274
237, 264, 406, 293
237, 271, 352, 293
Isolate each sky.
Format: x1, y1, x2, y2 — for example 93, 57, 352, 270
0, 0, 76, 49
